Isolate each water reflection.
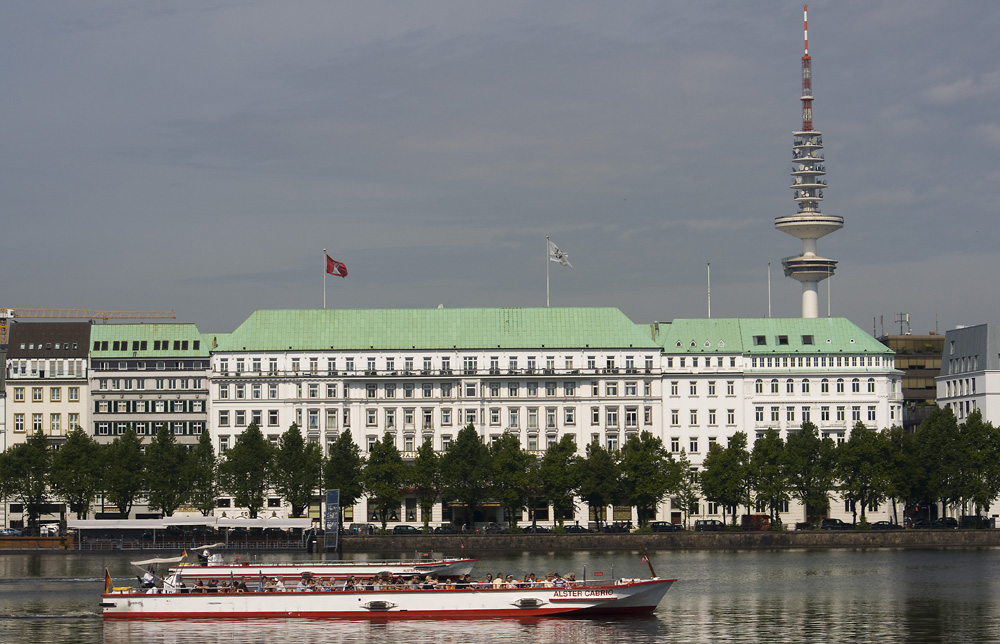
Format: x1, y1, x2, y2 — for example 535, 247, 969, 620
103, 616, 664, 644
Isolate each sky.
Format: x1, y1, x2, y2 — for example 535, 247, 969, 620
2, 1, 998, 336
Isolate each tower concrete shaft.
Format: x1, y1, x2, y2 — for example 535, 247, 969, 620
774, 5, 842, 318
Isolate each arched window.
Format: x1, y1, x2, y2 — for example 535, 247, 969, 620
770, 379, 779, 394
836, 378, 845, 394
786, 378, 794, 394
802, 379, 810, 394
755, 379, 763, 394
851, 378, 860, 393
821, 378, 829, 393
867, 378, 875, 393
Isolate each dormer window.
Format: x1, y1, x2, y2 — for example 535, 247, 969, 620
802, 335, 814, 345
753, 336, 766, 346
777, 335, 789, 346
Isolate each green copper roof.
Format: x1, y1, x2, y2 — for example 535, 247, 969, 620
90, 324, 209, 357
216, 308, 661, 352
657, 318, 892, 355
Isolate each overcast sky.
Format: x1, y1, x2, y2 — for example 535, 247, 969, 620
2, 1, 997, 336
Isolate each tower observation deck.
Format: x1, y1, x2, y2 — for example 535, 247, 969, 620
774, 5, 843, 318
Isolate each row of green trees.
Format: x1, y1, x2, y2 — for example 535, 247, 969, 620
701, 408, 1000, 525
2, 407, 996, 532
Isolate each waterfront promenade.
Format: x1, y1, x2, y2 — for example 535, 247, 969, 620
5, 530, 1000, 552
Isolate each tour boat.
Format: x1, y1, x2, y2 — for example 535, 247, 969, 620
161, 557, 478, 584
100, 577, 674, 620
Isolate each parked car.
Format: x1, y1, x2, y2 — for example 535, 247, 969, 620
392, 524, 423, 535
603, 521, 634, 533
932, 517, 959, 529
649, 521, 685, 532
434, 524, 461, 534
694, 519, 726, 532
0, 528, 23, 537
820, 518, 853, 530
561, 524, 593, 533
521, 525, 551, 534
869, 520, 902, 530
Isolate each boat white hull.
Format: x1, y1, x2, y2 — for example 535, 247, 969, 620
101, 578, 674, 620
168, 558, 477, 583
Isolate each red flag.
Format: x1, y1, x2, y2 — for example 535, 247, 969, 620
326, 255, 348, 277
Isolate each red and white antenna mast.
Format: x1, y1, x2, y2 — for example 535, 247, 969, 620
801, 5, 812, 131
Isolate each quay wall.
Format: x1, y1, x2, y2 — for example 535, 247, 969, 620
339, 530, 1000, 553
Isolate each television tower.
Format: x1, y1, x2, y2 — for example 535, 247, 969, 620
774, 6, 843, 318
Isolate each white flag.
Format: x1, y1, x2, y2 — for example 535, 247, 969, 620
547, 239, 572, 267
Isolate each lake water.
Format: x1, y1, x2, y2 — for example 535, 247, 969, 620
2, 547, 999, 643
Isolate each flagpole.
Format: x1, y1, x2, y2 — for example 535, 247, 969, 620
323, 248, 327, 310
545, 236, 550, 308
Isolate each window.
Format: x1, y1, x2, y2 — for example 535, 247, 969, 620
367, 384, 377, 398
689, 410, 698, 425
770, 379, 779, 394
442, 408, 452, 426
851, 378, 860, 393
836, 406, 845, 421
787, 406, 795, 422
689, 381, 697, 396
606, 382, 618, 397
269, 384, 278, 399
606, 406, 619, 427
689, 437, 699, 453
867, 406, 876, 422
546, 408, 557, 428
465, 382, 476, 397
753, 335, 766, 346
509, 408, 519, 428
821, 378, 829, 393
441, 383, 452, 397
670, 437, 680, 452
490, 408, 501, 426
14, 413, 24, 432
508, 383, 519, 397
821, 406, 830, 421
771, 407, 780, 422
50, 387, 61, 402
527, 408, 538, 429
625, 407, 638, 428
546, 382, 557, 396
786, 379, 794, 394
671, 409, 680, 425
13, 387, 24, 402
852, 406, 861, 422
727, 409, 735, 425
235, 384, 245, 399
235, 410, 246, 426
591, 407, 601, 425
32, 387, 43, 402
802, 379, 810, 394
385, 409, 396, 429
708, 381, 716, 396
707, 409, 716, 426
867, 378, 876, 394
68, 413, 79, 429
219, 411, 230, 426
755, 379, 763, 394
670, 381, 679, 396
564, 405, 576, 426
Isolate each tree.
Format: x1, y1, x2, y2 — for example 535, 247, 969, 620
576, 441, 620, 526
145, 425, 191, 517
410, 437, 442, 530
439, 424, 491, 529
187, 430, 219, 516
728, 432, 753, 518
784, 422, 836, 523
323, 431, 365, 527
50, 427, 101, 520
488, 432, 532, 529
700, 443, 742, 525
538, 434, 579, 526
750, 429, 788, 524
618, 431, 681, 527
272, 424, 323, 517
3, 430, 52, 531
674, 451, 700, 529
915, 406, 962, 516
219, 423, 273, 519
883, 425, 917, 524
363, 433, 405, 531
102, 427, 145, 516
836, 423, 888, 524
955, 410, 1000, 517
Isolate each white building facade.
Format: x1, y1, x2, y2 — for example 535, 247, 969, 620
936, 324, 1000, 426
210, 308, 902, 527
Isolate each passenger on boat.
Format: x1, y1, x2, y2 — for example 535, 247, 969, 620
343, 576, 357, 591
504, 575, 518, 588
207, 579, 219, 593
421, 575, 437, 589
274, 578, 286, 592
552, 574, 566, 588
524, 573, 537, 587
483, 573, 493, 586
193, 580, 207, 594
295, 575, 310, 592
321, 578, 334, 591
542, 573, 555, 588
491, 573, 504, 589
565, 572, 577, 586
198, 549, 210, 566
141, 567, 156, 588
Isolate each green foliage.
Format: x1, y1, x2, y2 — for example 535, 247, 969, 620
145, 426, 191, 517
323, 431, 365, 511
3, 430, 52, 530
538, 435, 579, 526
50, 427, 101, 519
700, 441, 743, 524
751, 429, 789, 522
576, 441, 620, 524
674, 451, 700, 528
186, 430, 219, 516
272, 424, 323, 517
363, 433, 406, 530
218, 422, 273, 518
102, 427, 146, 516
488, 433, 533, 529
411, 437, 441, 529
784, 422, 835, 519
618, 431, 681, 526
439, 424, 491, 527
836, 423, 889, 523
